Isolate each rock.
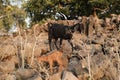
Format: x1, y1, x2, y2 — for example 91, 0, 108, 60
0, 56, 19, 73
67, 56, 82, 75
0, 44, 16, 60
27, 75, 42, 80
15, 69, 36, 80
61, 70, 79, 80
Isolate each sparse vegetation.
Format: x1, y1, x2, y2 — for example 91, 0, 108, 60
0, 18, 120, 79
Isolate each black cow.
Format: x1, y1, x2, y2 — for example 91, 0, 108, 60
48, 23, 74, 51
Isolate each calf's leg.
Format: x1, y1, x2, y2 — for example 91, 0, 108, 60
49, 61, 53, 74
60, 39, 63, 48
49, 38, 52, 51
57, 59, 63, 72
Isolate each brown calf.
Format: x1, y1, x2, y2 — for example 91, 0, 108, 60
37, 50, 66, 74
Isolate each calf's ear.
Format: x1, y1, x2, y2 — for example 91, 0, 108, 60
59, 48, 63, 52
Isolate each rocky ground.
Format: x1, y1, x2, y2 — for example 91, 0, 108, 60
0, 22, 120, 80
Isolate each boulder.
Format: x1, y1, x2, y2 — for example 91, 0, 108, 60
15, 69, 36, 80
0, 56, 19, 73
61, 71, 79, 80
27, 75, 42, 80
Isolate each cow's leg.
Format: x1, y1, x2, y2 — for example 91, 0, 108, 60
60, 39, 63, 48
68, 40, 73, 52
54, 38, 59, 50
48, 37, 53, 51
48, 27, 54, 51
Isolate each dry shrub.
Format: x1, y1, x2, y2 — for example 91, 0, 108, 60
33, 59, 50, 80
24, 43, 41, 58
31, 24, 44, 36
